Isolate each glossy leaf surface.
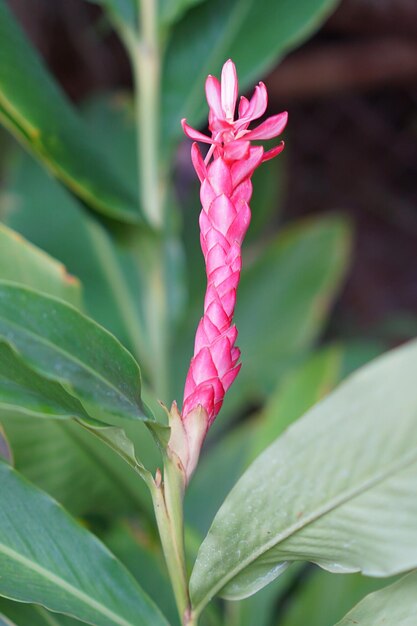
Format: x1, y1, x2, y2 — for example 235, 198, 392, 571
0, 342, 92, 423
191, 340, 417, 612
0, 463, 168, 626
0, 282, 147, 423
0, 1, 139, 222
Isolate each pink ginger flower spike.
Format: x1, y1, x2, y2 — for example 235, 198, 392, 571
169, 59, 288, 482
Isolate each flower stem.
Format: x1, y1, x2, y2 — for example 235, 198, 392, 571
150, 455, 193, 625
133, 0, 163, 228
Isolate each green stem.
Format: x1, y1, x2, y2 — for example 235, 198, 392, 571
119, 1, 169, 400
150, 456, 193, 625
134, 0, 162, 228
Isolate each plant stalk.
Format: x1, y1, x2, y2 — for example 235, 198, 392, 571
134, 0, 162, 228
150, 456, 194, 625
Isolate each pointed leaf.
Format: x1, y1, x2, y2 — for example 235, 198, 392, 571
0, 282, 147, 423
0, 462, 168, 626
335, 571, 417, 626
190, 340, 417, 612
0, 223, 80, 307
0, 0, 140, 223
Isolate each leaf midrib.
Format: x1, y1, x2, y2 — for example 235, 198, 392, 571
193, 443, 417, 613
0, 544, 134, 626
0, 312, 140, 417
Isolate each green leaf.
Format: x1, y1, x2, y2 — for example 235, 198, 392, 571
3, 416, 154, 518
279, 567, 395, 626
0, 597, 81, 625
1, 148, 147, 366
0, 223, 81, 307
335, 571, 417, 626
0, 462, 168, 626
248, 345, 343, 462
0, 1, 139, 223
0, 342, 93, 423
0, 282, 147, 423
236, 217, 350, 395
190, 339, 417, 613
104, 523, 179, 626
0, 339, 154, 516
162, 0, 340, 143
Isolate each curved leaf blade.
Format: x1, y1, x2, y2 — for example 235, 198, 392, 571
0, 0, 139, 223
0, 282, 147, 423
335, 571, 417, 626
3, 416, 154, 518
190, 339, 417, 612
0, 462, 168, 626
0, 223, 80, 307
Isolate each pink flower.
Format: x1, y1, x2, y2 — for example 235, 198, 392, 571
169, 60, 287, 481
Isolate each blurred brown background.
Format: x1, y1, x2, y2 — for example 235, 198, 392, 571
6, 0, 417, 347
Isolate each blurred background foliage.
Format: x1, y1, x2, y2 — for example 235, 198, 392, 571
0, 0, 416, 625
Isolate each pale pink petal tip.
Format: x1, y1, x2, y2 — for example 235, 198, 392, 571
221, 60, 238, 121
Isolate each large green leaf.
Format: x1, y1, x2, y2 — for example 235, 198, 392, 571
1, 149, 147, 366
0, 282, 147, 423
0, 597, 81, 625
162, 0, 340, 143
0, 340, 154, 517
0, 462, 168, 626
0, 223, 80, 307
0, 1, 139, 223
335, 571, 417, 626
3, 415, 154, 518
190, 339, 417, 613
104, 523, 179, 626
